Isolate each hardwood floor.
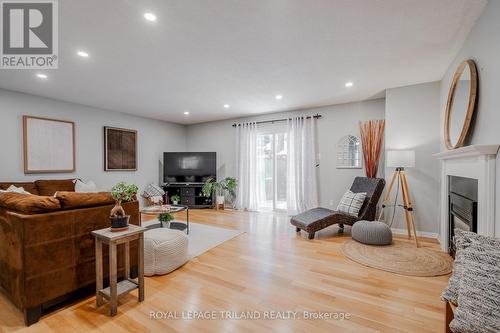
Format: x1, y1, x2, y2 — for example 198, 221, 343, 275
0, 209, 449, 333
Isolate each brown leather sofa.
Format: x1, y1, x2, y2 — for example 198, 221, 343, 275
0, 179, 139, 326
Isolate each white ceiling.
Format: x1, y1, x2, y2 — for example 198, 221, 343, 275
0, 0, 486, 124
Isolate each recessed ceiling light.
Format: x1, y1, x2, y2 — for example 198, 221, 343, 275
144, 12, 156, 21
36, 73, 47, 79
77, 50, 89, 57
183, 111, 190, 115
275, 94, 283, 100
223, 104, 230, 109
345, 82, 354, 87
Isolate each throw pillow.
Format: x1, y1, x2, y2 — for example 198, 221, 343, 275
449, 242, 500, 333
74, 179, 97, 193
0, 182, 38, 194
0, 192, 61, 214
337, 190, 366, 217
442, 229, 500, 305
0, 185, 32, 195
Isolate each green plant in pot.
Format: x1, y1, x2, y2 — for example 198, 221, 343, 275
158, 212, 174, 228
202, 177, 237, 208
110, 182, 138, 230
170, 194, 180, 205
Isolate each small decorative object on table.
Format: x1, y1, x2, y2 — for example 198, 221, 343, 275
158, 212, 174, 228
141, 183, 165, 206
146, 197, 162, 206
170, 194, 180, 205
110, 182, 138, 231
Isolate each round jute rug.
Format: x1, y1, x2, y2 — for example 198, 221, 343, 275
341, 239, 453, 277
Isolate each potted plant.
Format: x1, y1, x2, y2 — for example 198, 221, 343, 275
158, 212, 174, 228
202, 177, 237, 207
110, 182, 138, 231
170, 194, 180, 205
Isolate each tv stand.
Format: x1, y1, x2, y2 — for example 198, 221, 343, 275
163, 184, 213, 209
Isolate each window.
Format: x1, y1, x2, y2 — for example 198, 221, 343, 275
337, 135, 362, 169
256, 126, 288, 211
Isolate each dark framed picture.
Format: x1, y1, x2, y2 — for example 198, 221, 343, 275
104, 126, 137, 171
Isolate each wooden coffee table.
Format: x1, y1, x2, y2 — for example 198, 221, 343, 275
140, 204, 190, 234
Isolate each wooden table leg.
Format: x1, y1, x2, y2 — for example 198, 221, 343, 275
138, 234, 144, 302
124, 242, 130, 279
109, 243, 118, 316
95, 239, 103, 307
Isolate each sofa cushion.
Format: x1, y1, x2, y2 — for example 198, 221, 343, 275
55, 191, 115, 210
0, 182, 39, 195
0, 185, 32, 195
0, 192, 61, 214
35, 179, 75, 196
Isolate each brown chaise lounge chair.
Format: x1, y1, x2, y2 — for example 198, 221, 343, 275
290, 177, 385, 239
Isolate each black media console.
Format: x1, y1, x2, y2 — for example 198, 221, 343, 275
163, 184, 213, 209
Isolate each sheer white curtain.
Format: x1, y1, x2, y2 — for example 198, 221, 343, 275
286, 117, 319, 215
235, 122, 262, 211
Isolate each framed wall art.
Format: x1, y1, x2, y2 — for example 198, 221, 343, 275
104, 126, 137, 171
23, 115, 76, 174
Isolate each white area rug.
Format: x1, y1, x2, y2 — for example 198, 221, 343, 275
142, 220, 244, 259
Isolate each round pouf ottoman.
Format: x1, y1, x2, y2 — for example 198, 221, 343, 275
144, 228, 189, 276
351, 221, 392, 245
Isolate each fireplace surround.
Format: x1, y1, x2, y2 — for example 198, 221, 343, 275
434, 145, 499, 251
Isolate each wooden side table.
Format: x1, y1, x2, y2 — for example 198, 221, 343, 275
91, 224, 146, 316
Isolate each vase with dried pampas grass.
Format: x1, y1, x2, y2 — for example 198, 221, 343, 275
359, 119, 385, 178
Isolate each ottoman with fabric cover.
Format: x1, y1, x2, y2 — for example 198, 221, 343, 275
144, 228, 188, 276
351, 220, 392, 245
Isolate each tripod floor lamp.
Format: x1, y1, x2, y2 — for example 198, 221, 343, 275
378, 150, 419, 247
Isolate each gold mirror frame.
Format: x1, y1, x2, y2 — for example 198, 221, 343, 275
444, 59, 478, 150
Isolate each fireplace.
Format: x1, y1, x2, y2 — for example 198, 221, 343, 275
448, 176, 477, 256
434, 145, 499, 252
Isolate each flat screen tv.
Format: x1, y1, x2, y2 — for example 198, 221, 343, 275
163, 152, 216, 184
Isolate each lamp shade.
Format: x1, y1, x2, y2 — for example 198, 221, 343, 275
386, 150, 415, 168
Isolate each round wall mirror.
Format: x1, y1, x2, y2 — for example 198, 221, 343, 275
444, 60, 478, 149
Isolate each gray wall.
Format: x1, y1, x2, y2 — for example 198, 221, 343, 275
186, 99, 386, 210
439, 0, 500, 237
0, 89, 187, 199
385, 81, 441, 234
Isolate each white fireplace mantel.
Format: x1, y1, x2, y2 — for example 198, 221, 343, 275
434, 144, 500, 251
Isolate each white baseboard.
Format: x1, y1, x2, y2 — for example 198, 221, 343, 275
391, 228, 439, 239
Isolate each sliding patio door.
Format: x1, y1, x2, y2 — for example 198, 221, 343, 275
256, 128, 287, 211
